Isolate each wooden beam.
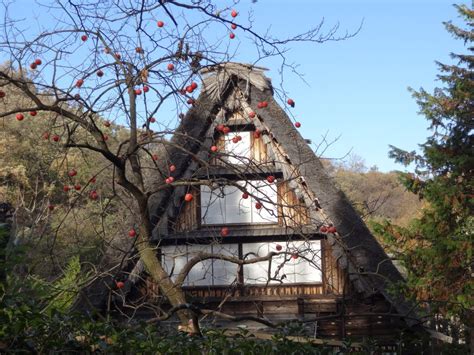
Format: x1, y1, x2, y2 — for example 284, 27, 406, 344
426, 329, 453, 344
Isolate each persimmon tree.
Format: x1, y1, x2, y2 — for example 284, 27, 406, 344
0, 0, 355, 333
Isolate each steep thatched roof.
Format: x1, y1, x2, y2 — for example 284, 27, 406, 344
151, 62, 419, 326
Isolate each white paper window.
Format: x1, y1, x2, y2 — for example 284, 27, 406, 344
187, 244, 213, 286
212, 244, 239, 285
242, 243, 274, 284
200, 185, 226, 224
225, 131, 251, 165
251, 180, 278, 223
223, 183, 252, 224
242, 241, 322, 284
201, 180, 278, 225
161, 243, 238, 286
161, 245, 188, 283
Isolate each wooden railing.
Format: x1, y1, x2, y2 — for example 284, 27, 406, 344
144, 281, 325, 301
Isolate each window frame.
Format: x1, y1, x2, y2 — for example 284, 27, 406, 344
212, 127, 269, 166
200, 180, 279, 226
161, 240, 323, 287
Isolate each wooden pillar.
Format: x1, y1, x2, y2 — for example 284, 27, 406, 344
237, 243, 244, 296
297, 297, 305, 319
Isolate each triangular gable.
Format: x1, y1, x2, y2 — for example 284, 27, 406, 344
151, 63, 419, 327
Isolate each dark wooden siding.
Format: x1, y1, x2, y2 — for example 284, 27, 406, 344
174, 188, 199, 232
322, 239, 346, 295
251, 131, 268, 162
135, 281, 406, 341
277, 181, 310, 227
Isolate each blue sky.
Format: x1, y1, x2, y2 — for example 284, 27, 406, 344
4, 0, 470, 172
230, 0, 470, 171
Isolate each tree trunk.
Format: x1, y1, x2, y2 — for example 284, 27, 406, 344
136, 223, 198, 333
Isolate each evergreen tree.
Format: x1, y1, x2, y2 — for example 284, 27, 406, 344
375, 2, 473, 343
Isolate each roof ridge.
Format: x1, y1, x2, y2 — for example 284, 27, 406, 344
201, 62, 272, 101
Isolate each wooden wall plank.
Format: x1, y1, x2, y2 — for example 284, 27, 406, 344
174, 188, 198, 232
322, 239, 346, 295
277, 181, 310, 227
